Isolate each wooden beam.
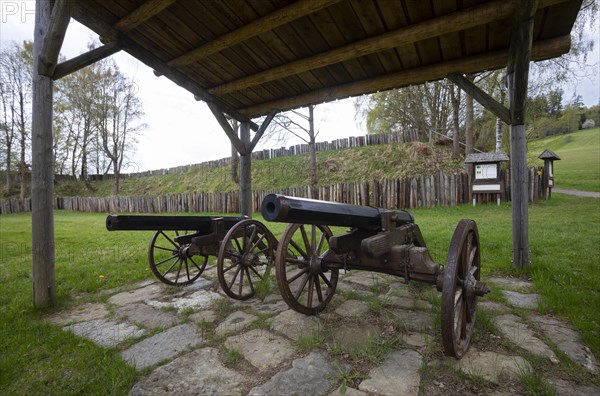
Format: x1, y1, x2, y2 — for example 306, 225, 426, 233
447, 73, 511, 124
38, 0, 71, 77
53, 41, 121, 80
167, 0, 343, 68
248, 110, 277, 152
240, 36, 570, 117
69, 2, 258, 130
208, 103, 247, 155
507, 0, 538, 269
240, 122, 252, 217
114, 0, 176, 34
32, 0, 56, 308
209, 0, 544, 96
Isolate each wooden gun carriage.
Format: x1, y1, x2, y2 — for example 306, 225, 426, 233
106, 215, 276, 300
261, 194, 490, 358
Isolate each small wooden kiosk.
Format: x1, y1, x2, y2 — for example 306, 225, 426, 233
538, 149, 561, 199
465, 152, 509, 206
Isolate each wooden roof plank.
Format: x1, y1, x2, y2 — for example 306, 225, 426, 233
114, 0, 176, 34
167, 0, 344, 68
208, 0, 519, 95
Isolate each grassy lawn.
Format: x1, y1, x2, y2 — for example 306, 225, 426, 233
1, 195, 599, 394
527, 128, 600, 192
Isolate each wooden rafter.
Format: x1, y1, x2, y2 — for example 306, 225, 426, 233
69, 1, 258, 128
208, 103, 248, 155
114, 0, 176, 34
447, 73, 511, 124
167, 0, 343, 68
53, 41, 122, 80
240, 36, 570, 117
208, 0, 566, 96
38, 0, 71, 77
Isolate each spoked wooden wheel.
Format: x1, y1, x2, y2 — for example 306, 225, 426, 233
276, 223, 338, 315
441, 219, 486, 358
148, 230, 208, 286
217, 219, 276, 300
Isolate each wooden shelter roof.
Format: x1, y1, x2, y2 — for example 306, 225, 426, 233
68, 0, 581, 122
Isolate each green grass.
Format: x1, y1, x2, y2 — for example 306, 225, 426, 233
1, 194, 599, 393
527, 128, 600, 192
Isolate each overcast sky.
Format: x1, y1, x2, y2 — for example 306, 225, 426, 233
1, 1, 598, 172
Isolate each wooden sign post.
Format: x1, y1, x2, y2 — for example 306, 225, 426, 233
465, 152, 509, 206
538, 149, 561, 199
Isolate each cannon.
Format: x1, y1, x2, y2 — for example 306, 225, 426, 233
261, 194, 490, 358
106, 214, 277, 300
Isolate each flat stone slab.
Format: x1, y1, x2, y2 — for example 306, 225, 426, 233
329, 386, 367, 396
108, 284, 165, 306
215, 311, 258, 336
501, 290, 540, 310
181, 278, 214, 292
343, 272, 387, 289
129, 347, 248, 396
450, 348, 532, 383
189, 310, 217, 324
547, 378, 600, 396
249, 351, 337, 396
225, 329, 295, 371
487, 276, 533, 289
359, 349, 422, 396
334, 299, 370, 317
253, 299, 289, 314
146, 290, 223, 312
393, 310, 434, 333
46, 302, 108, 325
478, 301, 511, 314
383, 295, 432, 311
402, 332, 431, 348
121, 324, 204, 371
65, 319, 145, 348
336, 282, 375, 296
334, 324, 380, 354
530, 314, 598, 373
387, 282, 411, 297
495, 314, 558, 363
271, 309, 323, 341
116, 303, 179, 329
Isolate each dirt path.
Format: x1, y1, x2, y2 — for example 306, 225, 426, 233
553, 188, 600, 198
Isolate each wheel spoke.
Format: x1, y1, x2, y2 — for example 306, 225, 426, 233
189, 256, 203, 272
154, 253, 179, 266
319, 273, 333, 288
184, 259, 191, 280
293, 273, 310, 300
300, 225, 312, 255
223, 260, 239, 274
228, 265, 242, 290
175, 258, 183, 281
250, 232, 267, 252
238, 265, 245, 295
289, 239, 309, 259
154, 245, 177, 253
314, 275, 324, 303
316, 231, 326, 256
160, 231, 179, 249
311, 225, 317, 254
306, 275, 315, 308
247, 225, 258, 250
287, 267, 308, 284
162, 257, 180, 278
233, 237, 243, 253
245, 267, 254, 294
248, 265, 264, 280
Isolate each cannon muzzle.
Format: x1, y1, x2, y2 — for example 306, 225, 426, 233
106, 215, 244, 232
261, 194, 413, 230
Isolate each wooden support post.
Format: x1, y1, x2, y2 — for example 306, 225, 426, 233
507, 0, 538, 268
240, 122, 252, 217
32, 0, 56, 307
38, 0, 70, 77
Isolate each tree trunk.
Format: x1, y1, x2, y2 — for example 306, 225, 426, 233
450, 83, 461, 159
113, 167, 119, 195
496, 74, 506, 152
19, 91, 27, 200
5, 147, 11, 194
308, 105, 318, 198
465, 75, 474, 175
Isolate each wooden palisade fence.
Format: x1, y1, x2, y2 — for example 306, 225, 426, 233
1, 168, 546, 215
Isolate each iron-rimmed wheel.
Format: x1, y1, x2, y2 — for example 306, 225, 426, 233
217, 219, 275, 300
441, 219, 481, 358
275, 223, 338, 315
148, 230, 207, 286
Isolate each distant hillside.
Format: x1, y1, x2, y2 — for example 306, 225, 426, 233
527, 128, 599, 192
49, 141, 463, 197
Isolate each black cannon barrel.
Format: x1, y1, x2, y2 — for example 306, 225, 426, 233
106, 215, 244, 232
261, 194, 413, 230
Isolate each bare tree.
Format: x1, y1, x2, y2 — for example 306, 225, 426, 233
449, 83, 461, 159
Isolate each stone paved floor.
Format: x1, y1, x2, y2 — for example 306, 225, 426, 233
45, 270, 599, 395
